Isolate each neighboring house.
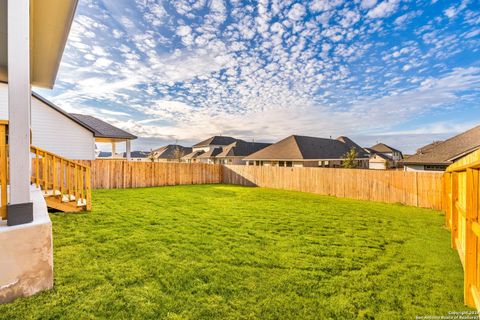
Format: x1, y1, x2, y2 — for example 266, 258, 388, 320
69, 114, 137, 160
244, 135, 370, 168
216, 140, 272, 165
365, 143, 403, 170
368, 153, 395, 170
401, 125, 480, 172
150, 145, 192, 162
97, 151, 149, 161
182, 150, 206, 164
183, 136, 238, 164
0, 87, 96, 160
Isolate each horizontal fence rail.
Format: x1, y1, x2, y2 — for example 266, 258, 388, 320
222, 165, 444, 209
444, 149, 480, 310
76, 160, 223, 189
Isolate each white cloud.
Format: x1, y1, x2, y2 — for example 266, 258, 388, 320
360, 0, 377, 10
367, 0, 400, 19
38, 0, 480, 154
288, 3, 306, 21
176, 25, 192, 37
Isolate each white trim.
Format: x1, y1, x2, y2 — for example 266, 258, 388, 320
7, 0, 31, 204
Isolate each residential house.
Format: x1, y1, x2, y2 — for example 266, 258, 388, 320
366, 143, 404, 170
0, 0, 80, 303
70, 114, 137, 160
216, 140, 272, 165
0, 89, 96, 160
150, 144, 192, 162
244, 135, 370, 168
401, 125, 480, 172
182, 136, 238, 164
0, 89, 137, 160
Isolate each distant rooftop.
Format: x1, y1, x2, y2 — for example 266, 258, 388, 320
245, 135, 369, 161
368, 143, 402, 154
401, 125, 480, 165
193, 136, 239, 148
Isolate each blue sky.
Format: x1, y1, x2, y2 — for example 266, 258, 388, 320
36, 0, 480, 153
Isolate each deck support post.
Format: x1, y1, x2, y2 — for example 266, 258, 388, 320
6, 0, 33, 226
111, 142, 116, 158
126, 140, 131, 161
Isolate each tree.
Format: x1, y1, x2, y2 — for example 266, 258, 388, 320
148, 149, 156, 162
342, 147, 358, 169
172, 145, 186, 162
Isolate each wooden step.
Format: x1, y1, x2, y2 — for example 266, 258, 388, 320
45, 197, 85, 213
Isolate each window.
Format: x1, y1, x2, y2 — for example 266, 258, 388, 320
286, 161, 293, 167
279, 161, 285, 167
424, 165, 447, 171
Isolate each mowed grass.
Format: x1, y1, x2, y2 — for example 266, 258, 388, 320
0, 184, 469, 319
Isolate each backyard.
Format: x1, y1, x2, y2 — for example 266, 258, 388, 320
0, 184, 469, 319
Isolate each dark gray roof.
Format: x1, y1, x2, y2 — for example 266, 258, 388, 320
69, 113, 137, 140
98, 151, 112, 158
193, 136, 239, 148
97, 151, 149, 158
182, 150, 205, 160
197, 147, 223, 158
32, 92, 95, 134
401, 125, 480, 165
216, 140, 272, 158
245, 135, 369, 160
151, 145, 192, 159
370, 152, 393, 161
125, 151, 149, 158
369, 143, 402, 155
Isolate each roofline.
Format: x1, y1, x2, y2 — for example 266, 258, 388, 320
31, 92, 96, 134
242, 157, 370, 161
69, 113, 137, 140
447, 146, 480, 162
400, 161, 451, 166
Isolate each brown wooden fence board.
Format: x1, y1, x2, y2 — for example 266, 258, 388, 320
445, 149, 480, 309
75, 160, 222, 189
222, 165, 444, 210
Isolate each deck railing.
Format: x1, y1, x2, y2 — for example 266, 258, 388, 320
0, 121, 8, 220
444, 149, 480, 309
31, 146, 91, 210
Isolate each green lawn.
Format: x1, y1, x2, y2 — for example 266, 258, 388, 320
0, 185, 469, 319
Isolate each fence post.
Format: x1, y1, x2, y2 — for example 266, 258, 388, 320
0, 122, 7, 220
444, 173, 452, 228
465, 168, 479, 307
451, 172, 459, 249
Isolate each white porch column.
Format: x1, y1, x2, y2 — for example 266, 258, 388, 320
111, 142, 116, 158
7, 0, 33, 225
126, 140, 131, 161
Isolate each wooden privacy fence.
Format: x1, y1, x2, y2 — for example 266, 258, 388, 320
222, 165, 444, 209
76, 160, 222, 189
444, 149, 480, 309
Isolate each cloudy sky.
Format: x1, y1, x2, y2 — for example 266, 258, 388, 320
35, 0, 480, 153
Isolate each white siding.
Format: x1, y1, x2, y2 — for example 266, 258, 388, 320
404, 165, 426, 172
0, 83, 95, 160
369, 162, 386, 170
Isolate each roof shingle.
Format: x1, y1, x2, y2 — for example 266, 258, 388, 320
244, 135, 369, 160
401, 125, 480, 165
69, 114, 137, 140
